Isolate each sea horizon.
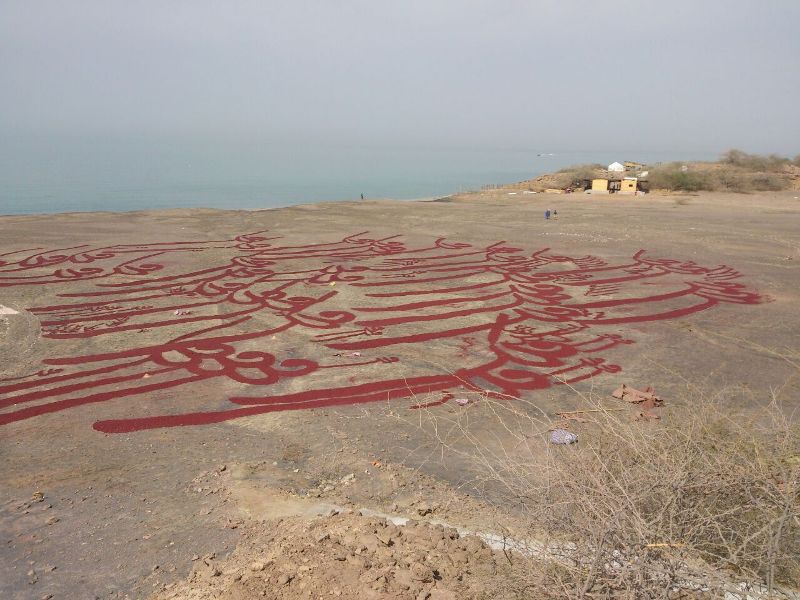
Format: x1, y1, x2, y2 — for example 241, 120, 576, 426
0, 135, 720, 216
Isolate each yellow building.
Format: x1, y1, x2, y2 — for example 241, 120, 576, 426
591, 178, 609, 192
619, 177, 637, 194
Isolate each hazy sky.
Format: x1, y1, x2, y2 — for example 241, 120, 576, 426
2, 1, 799, 154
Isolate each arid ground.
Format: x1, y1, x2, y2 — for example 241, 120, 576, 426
1, 191, 798, 599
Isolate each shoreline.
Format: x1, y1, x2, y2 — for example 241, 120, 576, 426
3, 189, 799, 221
0, 195, 447, 219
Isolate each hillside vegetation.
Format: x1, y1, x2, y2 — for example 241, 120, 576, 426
519, 150, 800, 193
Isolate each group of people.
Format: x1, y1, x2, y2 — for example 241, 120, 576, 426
544, 209, 558, 220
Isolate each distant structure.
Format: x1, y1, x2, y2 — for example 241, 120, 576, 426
581, 160, 650, 195
527, 159, 649, 196
620, 177, 638, 194
589, 173, 648, 196
591, 179, 609, 193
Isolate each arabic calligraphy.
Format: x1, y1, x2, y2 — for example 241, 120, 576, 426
0, 232, 764, 433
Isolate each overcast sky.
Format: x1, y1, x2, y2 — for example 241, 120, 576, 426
2, 1, 799, 155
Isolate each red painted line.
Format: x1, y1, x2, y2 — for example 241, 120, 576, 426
355, 296, 523, 328
353, 289, 511, 313
365, 278, 504, 298
0, 358, 150, 400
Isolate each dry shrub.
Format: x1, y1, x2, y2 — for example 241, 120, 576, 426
396, 390, 800, 599
648, 164, 712, 192
648, 163, 790, 193
712, 169, 788, 192
722, 150, 791, 172
745, 173, 789, 191
552, 164, 606, 188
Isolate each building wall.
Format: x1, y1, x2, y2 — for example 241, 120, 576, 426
591, 179, 609, 191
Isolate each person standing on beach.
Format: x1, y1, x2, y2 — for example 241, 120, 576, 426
545, 209, 551, 220
360, 193, 364, 200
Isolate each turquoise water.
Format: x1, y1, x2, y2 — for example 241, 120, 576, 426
0, 136, 714, 216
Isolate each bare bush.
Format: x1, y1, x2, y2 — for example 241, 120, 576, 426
394, 388, 800, 598
648, 164, 714, 192
722, 150, 791, 172
745, 173, 789, 192
552, 164, 606, 188
648, 162, 790, 193
556, 164, 606, 175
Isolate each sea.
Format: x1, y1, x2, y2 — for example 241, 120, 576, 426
0, 135, 715, 216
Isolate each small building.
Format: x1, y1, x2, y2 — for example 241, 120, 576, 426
607, 161, 625, 173
619, 177, 638, 194
624, 161, 645, 172
588, 176, 647, 195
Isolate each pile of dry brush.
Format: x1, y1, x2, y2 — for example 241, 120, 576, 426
398, 388, 800, 599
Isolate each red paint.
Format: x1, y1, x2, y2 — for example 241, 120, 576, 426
0, 232, 765, 433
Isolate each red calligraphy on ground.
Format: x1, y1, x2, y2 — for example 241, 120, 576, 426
0, 232, 764, 433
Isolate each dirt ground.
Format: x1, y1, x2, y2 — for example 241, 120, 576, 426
1, 190, 798, 599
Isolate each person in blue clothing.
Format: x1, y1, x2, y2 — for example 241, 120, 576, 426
545, 209, 551, 220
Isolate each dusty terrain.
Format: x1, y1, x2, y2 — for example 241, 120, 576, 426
1, 190, 798, 599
